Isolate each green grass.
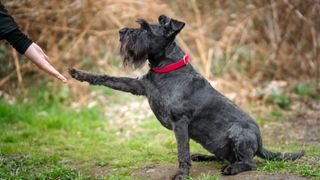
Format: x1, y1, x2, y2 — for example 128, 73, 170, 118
0, 91, 177, 179
255, 142, 320, 178
258, 160, 320, 177
0, 154, 82, 179
0, 87, 319, 179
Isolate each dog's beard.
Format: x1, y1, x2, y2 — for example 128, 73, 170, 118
120, 32, 149, 69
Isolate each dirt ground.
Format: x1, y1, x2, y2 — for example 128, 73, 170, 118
132, 112, 319, 180
132, 162, 307, 180
261, 111, 319, 143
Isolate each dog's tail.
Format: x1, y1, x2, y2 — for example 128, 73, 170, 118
257, 147, 305, 161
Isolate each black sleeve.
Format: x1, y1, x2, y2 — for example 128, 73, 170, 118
4, 28, 32, 54
0, 3, 33, 54
0, 3, 18, 39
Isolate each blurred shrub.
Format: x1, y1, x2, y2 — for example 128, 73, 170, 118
293, 83, 315, 98
0, 0, 318, 104
268, 89, 291, 109
0, 45, 11, 75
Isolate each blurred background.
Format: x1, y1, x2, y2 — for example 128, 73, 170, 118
0, 0, 319, 178
0, 0, 319, 108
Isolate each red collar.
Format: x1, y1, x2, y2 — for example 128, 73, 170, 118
151, 54, 189, 73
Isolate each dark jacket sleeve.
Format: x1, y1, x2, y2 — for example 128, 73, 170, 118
0, 3, 32, 54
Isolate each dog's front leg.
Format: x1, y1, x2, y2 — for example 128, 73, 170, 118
172, 117, 191, 179
69, 68, 145, 96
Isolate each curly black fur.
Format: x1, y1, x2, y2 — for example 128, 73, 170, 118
69, 15, 305, 179
120, 28, 149, 69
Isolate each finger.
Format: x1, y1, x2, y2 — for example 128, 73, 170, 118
49, 68, 68, 83
37, 48, 66, 82
56, 73, 68, 83
40, 49, 50, 61
38, 61, 68, 83
34, 43, 48, 59
44, 53, 49, 61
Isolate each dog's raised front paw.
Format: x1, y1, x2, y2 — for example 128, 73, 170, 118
68, 68, 86, 81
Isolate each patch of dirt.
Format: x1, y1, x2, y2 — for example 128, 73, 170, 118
85, 166, 113, 177
68, 161, 114, 177
132, 162, 307, 180
261, 111, 320, 143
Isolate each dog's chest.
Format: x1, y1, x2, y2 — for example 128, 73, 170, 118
143, 73, 195, 130
147, 84, 179, 130
148, 97, 173, 130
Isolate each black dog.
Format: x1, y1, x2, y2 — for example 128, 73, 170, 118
69, 15, 304, 179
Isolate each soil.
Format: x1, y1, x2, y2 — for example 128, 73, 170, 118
132, 162, 307, 180
261, 111, 320, 144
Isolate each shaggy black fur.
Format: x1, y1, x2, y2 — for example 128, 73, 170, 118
69, 15, 305, 179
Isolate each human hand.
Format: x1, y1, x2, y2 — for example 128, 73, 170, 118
24, 43, 67, 83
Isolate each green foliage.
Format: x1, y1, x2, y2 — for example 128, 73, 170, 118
211, 52, 227, 75
211, 45, 259, 75
0, 154, 82, 179
232, 45, 254, 73
259, 160, 320, 177
293, 83, 318, 99
270, 110, 284, 118
109, 56, 122, 67
90, 86, 114, 96
100, 51, 122, 67
194, 174, 220, 180
267, 89, 291, 109
82, 56, 94, 70
293, 83, 311, 97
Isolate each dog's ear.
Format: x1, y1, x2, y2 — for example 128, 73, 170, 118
137, 19, 151, 31
158, 15, 185, 38
158, 15, 170, 26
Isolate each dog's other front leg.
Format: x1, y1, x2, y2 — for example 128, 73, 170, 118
172, 116, 191, 179
69, 68, 145, 96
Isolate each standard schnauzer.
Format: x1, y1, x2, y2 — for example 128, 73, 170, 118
69, 15, 304, 179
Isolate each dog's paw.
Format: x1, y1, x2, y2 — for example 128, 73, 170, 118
171, 173, 185, 180
221, 164, 237, 175
68, 68, 85, 81
171, 170, 188, 180
191, 153, 201, 161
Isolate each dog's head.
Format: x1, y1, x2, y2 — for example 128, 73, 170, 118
119, 15, 185, 69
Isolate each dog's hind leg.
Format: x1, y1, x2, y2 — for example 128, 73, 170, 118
69, 68, 145, 96
191, 153, 221, 162
221, 146, 257, 175
221, 125, 258, 175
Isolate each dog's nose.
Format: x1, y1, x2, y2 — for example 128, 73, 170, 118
119, 28, 129, 35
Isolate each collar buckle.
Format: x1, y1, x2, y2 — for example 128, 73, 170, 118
183, 55, 188, 65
